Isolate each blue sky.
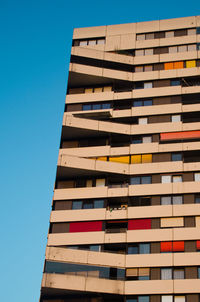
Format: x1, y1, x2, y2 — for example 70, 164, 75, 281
0, 0, 200, 301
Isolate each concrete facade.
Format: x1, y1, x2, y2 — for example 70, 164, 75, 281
40, 16, 200, 302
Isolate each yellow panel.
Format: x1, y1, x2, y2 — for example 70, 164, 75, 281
103, 86, 112, 92
131, 155, 141, 164
161, 217, 184, 228
96, 157, 107, 161
142, 154, 152, 163
186, 60, 196, 68
109, 156, 130, 164
196, 216, 200, 227
139, 268, 150, 276
94, 87, 103, 93
85, 88, 93, 93
126, 268, 138, 277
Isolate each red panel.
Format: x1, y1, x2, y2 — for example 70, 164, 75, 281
197, 240, 200, 250
69, 221, 103, 232
161, 241, 172, 252
173, 241, 184, 252
128, 219, 151, 230
160, 130, 200, 141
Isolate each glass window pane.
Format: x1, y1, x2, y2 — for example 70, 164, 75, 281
90, 245, 100, 251
142, 136, 152, 143
178, 45, 187, 52
130, 177, 140, 185
144, 82, 153, 89
172, 153, 182, 161
80, 40, 88, 46
141, 176, 151, 184
137, 34, 145, 41
138, 118, 148, 124
83, 202, 93, 209
197, 27, 200, 35
174, 269, 184, 279
139, 243, 150, 254
172, 115, 181, 122
144, 99, 153, 106
197, 43, 200, 51
195, 196, 200, 203
83, 104, 92, 111
128, 246, 139, 254
161, 196, 172, 205
195, 173, 200, 181
161, 296, 173, 302
88, 40, 96, 45
173, 176, 182, 183
188, 44, 196, 51
102, 103, 111, 109
139, 276, 149, 280
146, 33, 154, 39
171, 80, 181, 86
198, 267, 200, 278
173, 196, 183, 204
138, 296, 149, 302
161, 268, 172, 279
72, 201, 82, 209
126, 299, 137, 302
135, 66, 144, 72
132, 138, 142, 144
169, 46, 178, 53
97, 39, 105, 45
144, 65, 153, 72
162, 176, 171, 183
133, 100, 143, 107
92, 104, 101, 110
144, 49, 153, 55
166, 31, 174, 38
94, 199, 104, 208
135, 49, 144, 56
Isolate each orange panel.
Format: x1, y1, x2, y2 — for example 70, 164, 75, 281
161, 241, 172, 252
173, 241, 184, 252
164, 62, 174, 70
160, 130, 200, 141
174, 61, 184, 69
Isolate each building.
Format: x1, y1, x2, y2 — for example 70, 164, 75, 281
40, 16, 200, 302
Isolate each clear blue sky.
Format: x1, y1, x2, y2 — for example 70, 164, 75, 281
0, 0, 199, 301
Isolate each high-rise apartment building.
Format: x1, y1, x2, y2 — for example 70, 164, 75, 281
40, 16, 200, 302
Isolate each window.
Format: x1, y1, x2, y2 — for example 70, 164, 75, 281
171, 80, 181, 86
172, 153, 182, 161
197, 43, 200, 51
139, 243, 150, 254
138, 117, 148, 124
88, 40, 96, 45
174, 268, 184, 279
133, 99, 152, 107
197, 27, 200, 35
96, 179, 105, 187
128, 245, 139, 254
94, 199, 104, 208
72, 201, 82, 210
133, 100, 143, 107
171, 115, 181, 122
178, 45, 187, 52
195, 195, 200, 203
141, 176, 151, 184
136, 34, 145, 41
138, 296, 149, 302
165, 31, 174, 38
195, 173, 200, 181
144, 82, 153, 89
146, 33, 154, 40
83, 104, 92, 111
161, 196, 183, 205
97, 39, 105, 45
130, 177, 140, 185
142, 136, 152, 143
162, 175, 171, 183
144, 48, 153, 55
161, 241, 184, 253
144, 65, 153, 72
128, 219, 151, 230
188, 44, 196, 51
83, 201, 93, 209
79, 41, 87, 46
144, 99, 153, 106
172, 175, 182, 183
169, 46, 178, 53
198, 267, 200, 278
162, 296, 173, 302
135, 49, 144, 56
161, 268, 172, 280
174, 297, 185, 302
132, 137, 142, 144
90, 245, 101, 251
